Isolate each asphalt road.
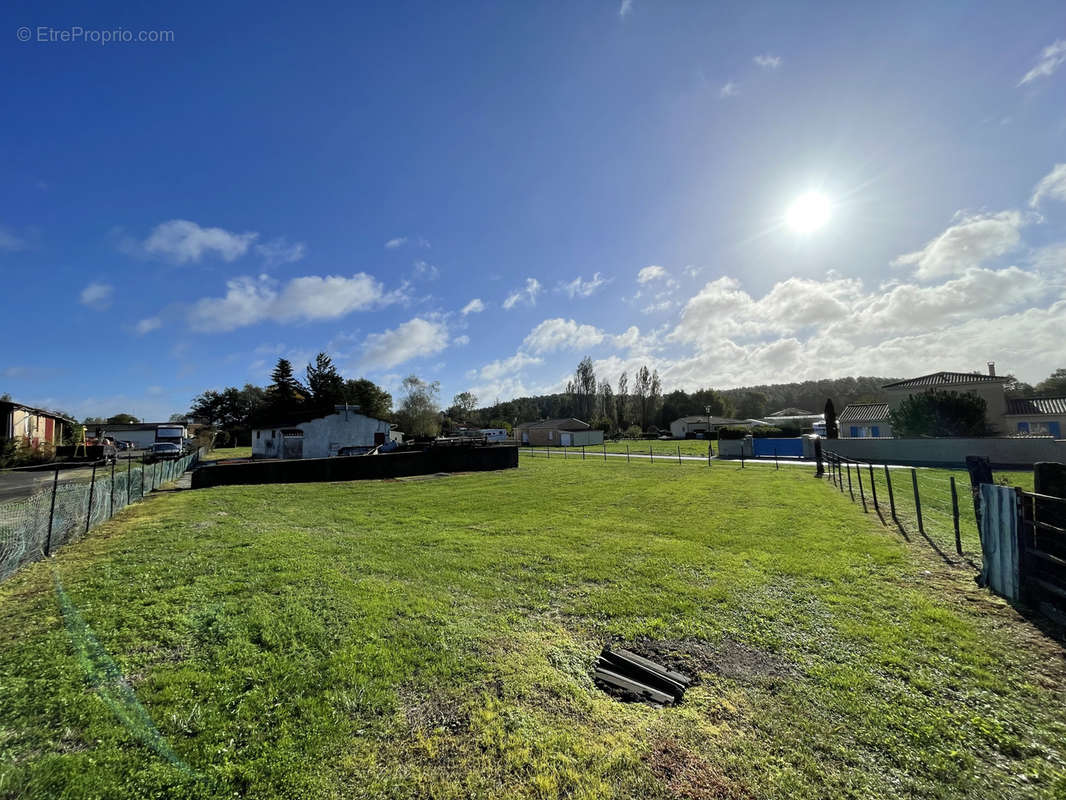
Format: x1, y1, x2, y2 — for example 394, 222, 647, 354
0, 453, 147, 504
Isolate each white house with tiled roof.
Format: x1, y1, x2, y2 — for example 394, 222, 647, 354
838, 363, 1066, 439
881, 366, 1010, 433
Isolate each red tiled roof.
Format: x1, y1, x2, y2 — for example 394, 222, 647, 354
882, 371, 1006, 389
1006, 397, 1066, 416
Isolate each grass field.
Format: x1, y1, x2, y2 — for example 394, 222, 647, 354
1, 458, 1064, 799
200, 447, 252, 462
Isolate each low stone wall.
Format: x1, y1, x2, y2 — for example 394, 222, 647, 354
819, 436, 1066, 469
191, 445, 519, 488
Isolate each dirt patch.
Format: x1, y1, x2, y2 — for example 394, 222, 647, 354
622, 637, 796, 685
649, 738, 752, 800
399, 686, 470, 734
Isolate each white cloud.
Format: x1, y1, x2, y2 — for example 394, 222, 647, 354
503, 278, 542, 309
255, 238, 306, 266
523, 319, 606, 354
135, 317, 162, 335
188, 273, 402, 332
619, 0, 633, 17
637, 265, 669, 283
453, 335, 470, 346
1018, 39, 1066, 86
385, 237, 407, 249
642, 300, 678, 314
359, 317, 449, 370
469, 352, 543, 384
142, 219, 258, 263
891, 210, 1025, 280
79, 282, 114, 310
461, 298, 485, 315
1030, 164, 1066, 208
753, 54, 782, 69
719, 82, 739, 98
412, 260, 440, 280
560, 272, 609, 299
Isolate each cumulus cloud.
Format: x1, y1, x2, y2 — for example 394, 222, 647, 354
1030, 164, 1066, 208
359, 317, 449, 370
619, 0, 633, 17
255, 238, 306, 266
142, 219, 258, 263
188, 273, 402, 332
560, 272, 609, 299
1018, 39, 1066, 86
503, 278, 542, 309
384, 237, 407, 249
891, 210, 1025, 280
637, 265, 669, 283
453, 335, 470, 346
753, 54, 782, 69
719, 82, 739, 98
135, 317, 162, 335
523, 319, 606, 354
461, 298, 485, 315
79, 282, 114, 310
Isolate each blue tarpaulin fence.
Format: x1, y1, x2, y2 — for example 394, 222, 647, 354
752, 438, 804, 458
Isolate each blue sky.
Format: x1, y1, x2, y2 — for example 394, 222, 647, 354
2, 1, 1065, 420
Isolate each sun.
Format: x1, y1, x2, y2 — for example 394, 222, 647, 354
785, 191, 832, 234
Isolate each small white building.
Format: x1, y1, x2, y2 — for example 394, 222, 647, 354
669, 415, 741, 439
252, 406, 394, 459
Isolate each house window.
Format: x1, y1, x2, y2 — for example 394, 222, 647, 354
871, 426, 880, 438
850, 426, 860, 438
1017, 422, 1030, 433
1051, 421, 1062, 438
271, 430, 276, 439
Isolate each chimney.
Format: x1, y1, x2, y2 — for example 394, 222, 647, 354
987, 361, 996, 377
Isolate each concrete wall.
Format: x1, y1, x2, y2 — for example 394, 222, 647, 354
193, 444, 519, 488
253, 411, 391, 459
819, 436, 1066, 468
526, 427, 602, 446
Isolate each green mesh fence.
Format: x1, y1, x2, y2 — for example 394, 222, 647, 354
0, 448, 202, 581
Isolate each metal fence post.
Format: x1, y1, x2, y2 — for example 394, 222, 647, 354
867, 464, 879, 512
649, 446, 653, 463
84, 463, 97, 536
140, 464, 144, 499
604, 444, 607, 462
563, 446, 567, 459
855, 462, 868, 512
774, 449, 779, 470
950, 476, 962, 555
884, 465, 896, 520
109, 460, 116, 517
127, 455, 132, 505
45, 468, 59, 557
677, 445, 682, 465
626, 444, 630, 463
911, 469, 925, 534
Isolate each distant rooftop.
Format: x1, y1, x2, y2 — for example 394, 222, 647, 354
838, 403, 890, 423
1006, 397, 1066, 416
765, 407, 817, 417
882, 371, 1006, 390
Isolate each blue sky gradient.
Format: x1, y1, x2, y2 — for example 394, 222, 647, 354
2, 1, 1065, 420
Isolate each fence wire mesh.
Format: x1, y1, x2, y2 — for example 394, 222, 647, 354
0, 449, 201, 581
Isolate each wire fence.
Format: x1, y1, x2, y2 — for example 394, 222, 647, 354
0, 448, 203, 581
820, 450, 1030, 569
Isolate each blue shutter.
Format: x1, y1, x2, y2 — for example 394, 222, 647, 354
850, 426, 860, 438
871, 426, 880, 438
1017, 422, 1029, 433
1049, 421, 1061, 438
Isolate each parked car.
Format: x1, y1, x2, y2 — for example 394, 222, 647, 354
145, 442, 182, 462
100, 442, 118, 465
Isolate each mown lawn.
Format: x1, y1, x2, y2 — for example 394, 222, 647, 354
1, 458, 1064, 799
200, 447, 252, 462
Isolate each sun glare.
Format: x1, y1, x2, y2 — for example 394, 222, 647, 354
785, 191, 832, 234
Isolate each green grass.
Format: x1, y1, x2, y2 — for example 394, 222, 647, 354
1, 459, 1064, 799
200, 447, 252, 462
838, 465, 1034, 565
560, 439, 714, 458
